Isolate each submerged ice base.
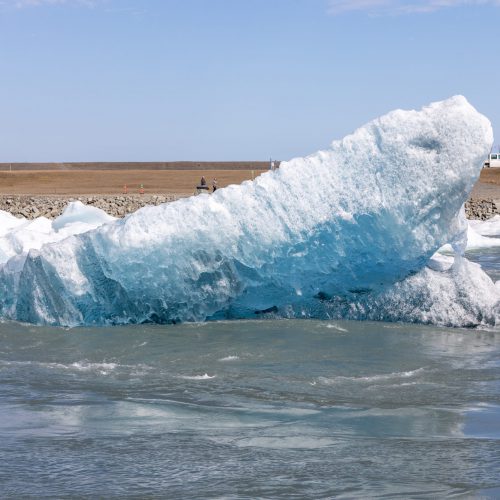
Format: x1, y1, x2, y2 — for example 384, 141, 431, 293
0, 96, 498, 327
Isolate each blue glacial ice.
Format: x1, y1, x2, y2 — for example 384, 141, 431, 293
0, 95, 498, 327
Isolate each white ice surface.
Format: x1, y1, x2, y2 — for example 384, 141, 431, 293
52, 201, 116, 231
438, 221, 500, 253
0, 201, 115, 266
322, 256, 499, 327
465, 224, 500, 249
0, 96, 498, 327
469, 215, 500, 236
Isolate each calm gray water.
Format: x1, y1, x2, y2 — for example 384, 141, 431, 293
0, 249, 499, 498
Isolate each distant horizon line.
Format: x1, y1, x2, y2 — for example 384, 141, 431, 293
0, 160, 278, 172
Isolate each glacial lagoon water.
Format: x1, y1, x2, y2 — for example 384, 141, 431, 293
1, 246, 499, 498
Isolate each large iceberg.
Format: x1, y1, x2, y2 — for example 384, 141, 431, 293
0, 96, 498, 327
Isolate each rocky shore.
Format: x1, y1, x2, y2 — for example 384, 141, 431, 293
0, 194, 183, 219
464, 199, 499, 220
0, 194, 498, 220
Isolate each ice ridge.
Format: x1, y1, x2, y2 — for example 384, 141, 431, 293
0, 96, 497, 327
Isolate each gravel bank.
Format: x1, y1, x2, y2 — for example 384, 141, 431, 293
465, 199, 499, 220
0, 194, 183, 219
0, 194, 498, 221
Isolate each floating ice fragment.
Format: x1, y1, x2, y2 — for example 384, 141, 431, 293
180, 374, 216, 380
52, 201, 116, 231
218, 355, 240, 362
0, 96, 497, 327
0, 201, 115, 267
468, 215, 500, 237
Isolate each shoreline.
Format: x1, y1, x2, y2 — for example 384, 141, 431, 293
0, 194, 184, 219
0, 193, 497, 220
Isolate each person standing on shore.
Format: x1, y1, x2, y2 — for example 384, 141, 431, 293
200, 176, 207, 187
212, 178, 218, 192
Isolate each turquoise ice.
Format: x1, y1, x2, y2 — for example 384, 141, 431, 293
0, 96, 497, 326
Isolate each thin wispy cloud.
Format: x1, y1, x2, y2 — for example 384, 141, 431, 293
328, 0, 500, 15
0, 0, 99, 8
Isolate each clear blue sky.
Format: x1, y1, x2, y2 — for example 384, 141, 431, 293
1, 0, 499, 162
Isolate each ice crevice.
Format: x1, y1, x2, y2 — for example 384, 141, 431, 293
0, 95, 499, 327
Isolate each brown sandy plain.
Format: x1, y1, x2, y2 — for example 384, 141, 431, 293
470, 168, 500, 199
0, 169, 266, 196
0, 165, 499, 198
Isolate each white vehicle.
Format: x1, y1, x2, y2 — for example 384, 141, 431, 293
484, 153, 500, 168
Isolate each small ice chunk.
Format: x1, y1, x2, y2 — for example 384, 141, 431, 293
52, 201, 116, 231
